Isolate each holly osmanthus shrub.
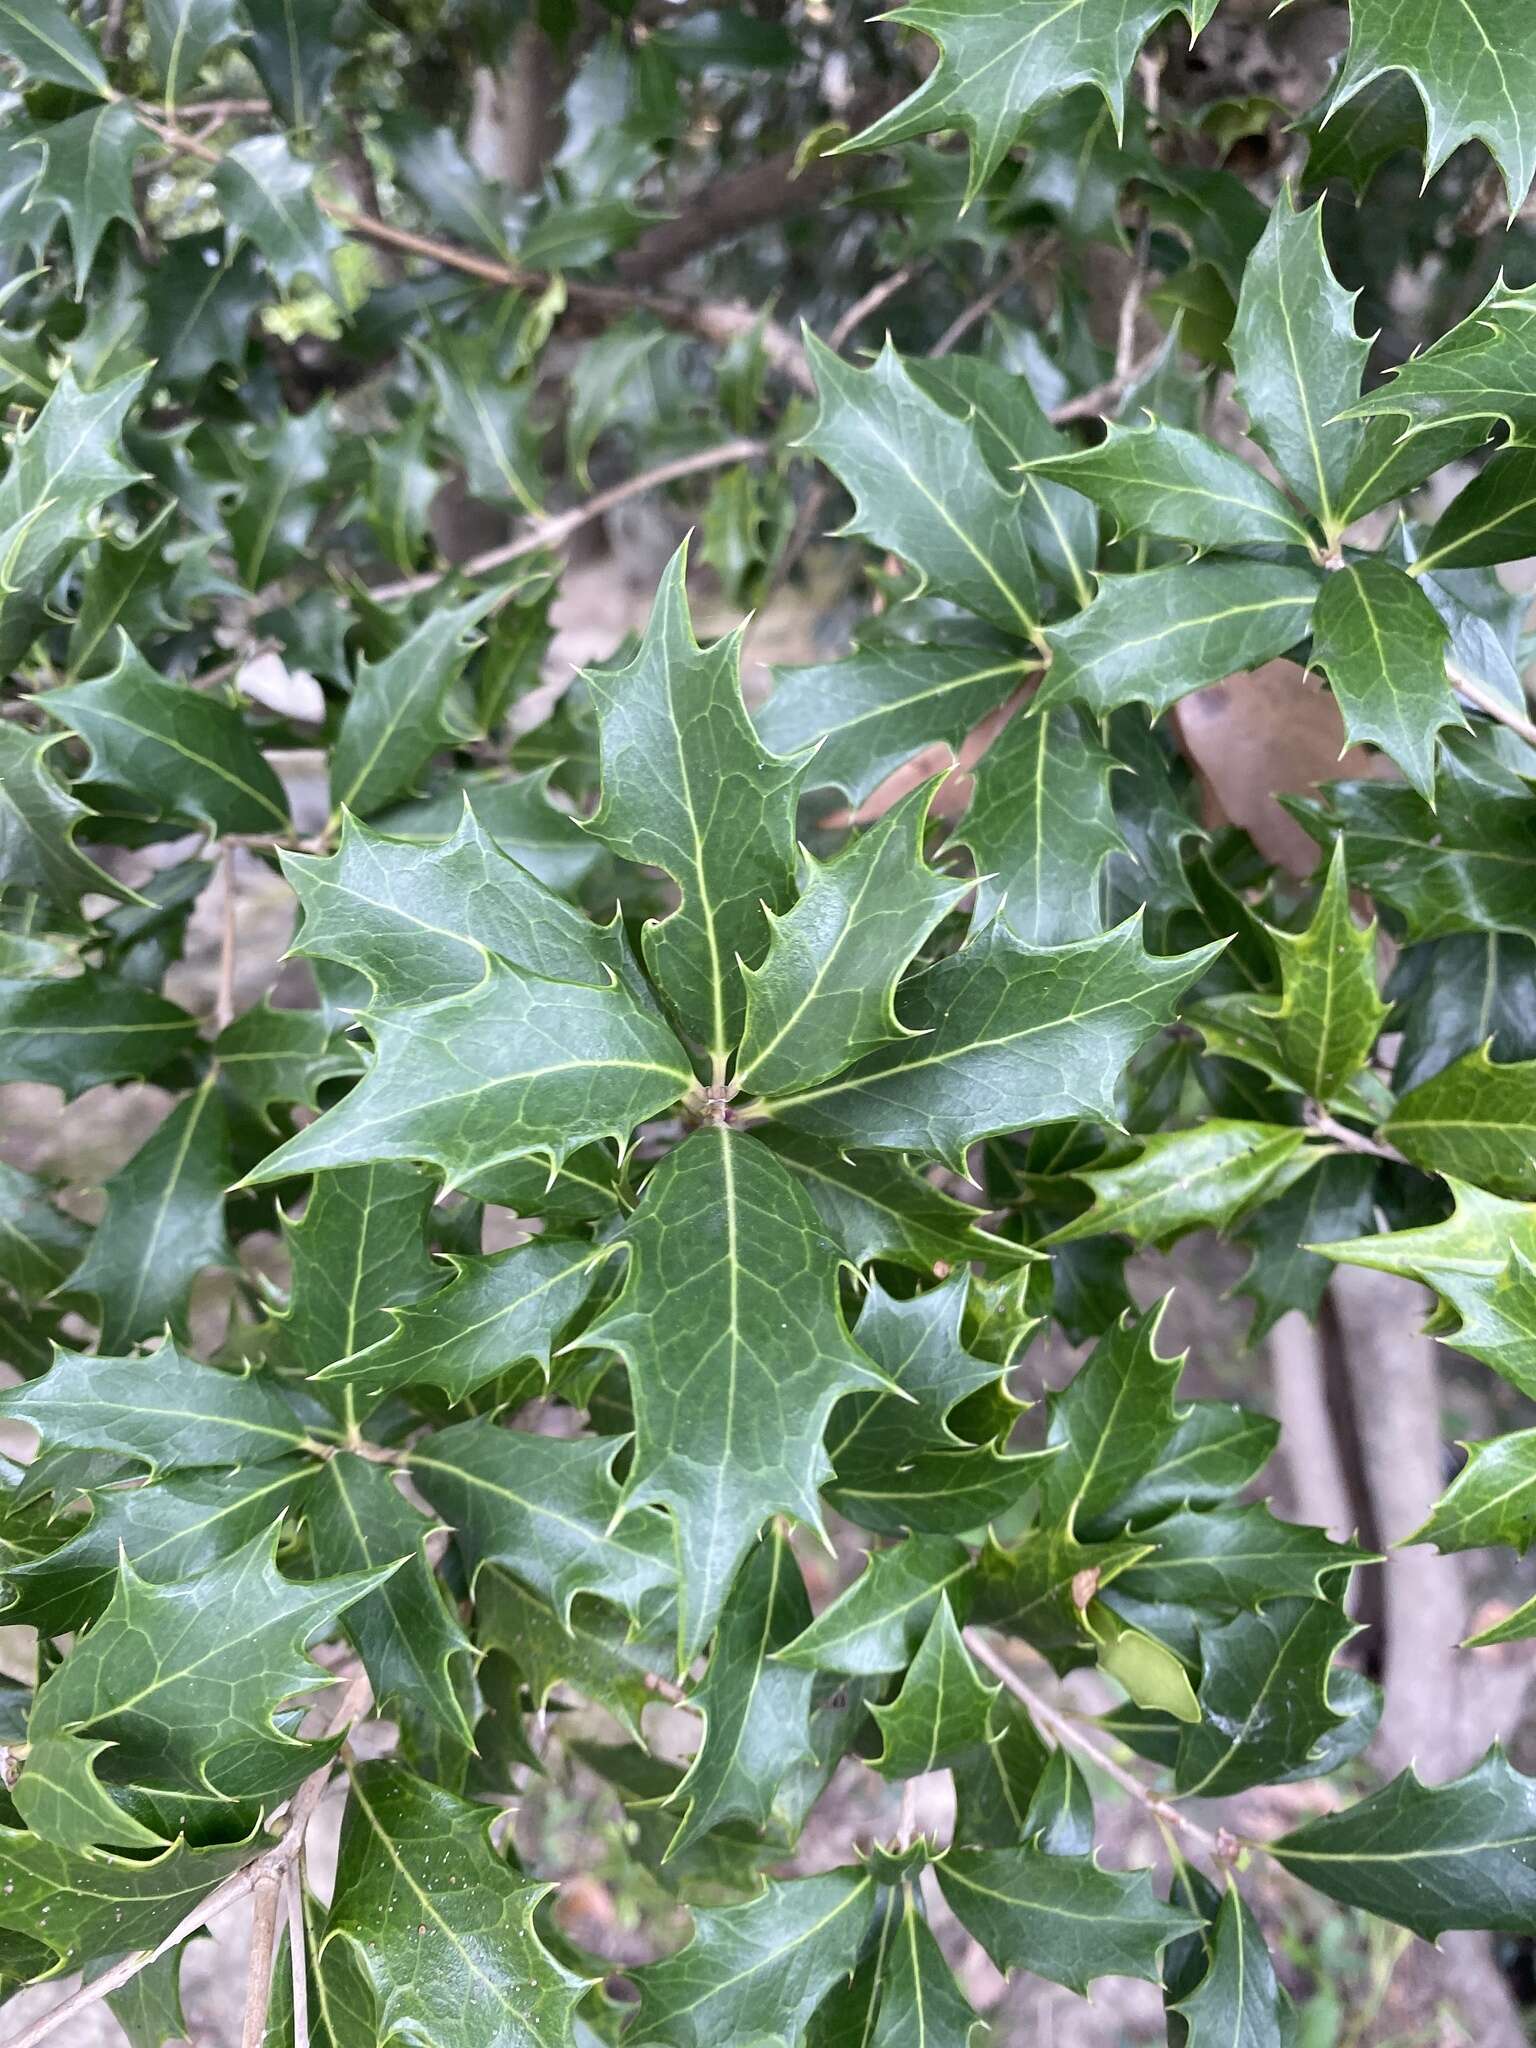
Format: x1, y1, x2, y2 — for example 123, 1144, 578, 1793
4, 0, 1536, 2044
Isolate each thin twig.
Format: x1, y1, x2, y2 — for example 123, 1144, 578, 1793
963, 1628, 1224, 1857
827, 265, 919, 354
1115, 212, 1152, 384
368, 437, 767, 603
215, 842, 238, 1032
287, 1858, 310, 2048
1448, 658, 1536, 751
5, 1673, 372, 2048
1049, 342, 1166, 425
132, 107, 814, 391
241, 1873, 283, 2048
1304, 1107, 1406, 1164
931, 252, 1034, 359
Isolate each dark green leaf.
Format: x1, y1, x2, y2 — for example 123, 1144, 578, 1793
586, 546, 802, 1059
1036, 561, 1320, 718
574, 1126, 885, 1659
1309, 559, 1460, 799
935, 1846, 1199, 1995
1271, 1747, 1536, 1937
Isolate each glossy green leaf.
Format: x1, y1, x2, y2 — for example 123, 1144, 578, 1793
1174, 1597, 1357, 1796
0, 0, 108, 91
1112, 1503, 1371, 1610
330, 596, 493, 821
778, 1535, 973, 1677
959, 706, 1126, 945
870, 1594, 997, 1778
0, 1335, 306, 1473
284, 806, 623, 1008
0, 726, 131, 908
585, 546, 803, 1059
1026, 420, 1315, 551
245, 957, 691, 1190
212, 134, 338, 293
146, 0, 244, 102
800, 334, 1042, 642
323, 1762, 589, 2048
3, 1460, 312, 1637
1170, 1883, 1284, 2048
755, 917, 1221, 1169
1384, 1044, 1536, 1197
64, 1076, 233, 1351
16, 1529, 387, 1851
666, 1526, 816, 1856
631, 1867, 875, 2047
736, 781, 964, 1095
407, 1422, 675, 1628
1036, 560, 1320, 718
20, 102, 144, 291
1330, 0, 1536, 207
935, 1846, 1199, 1996
305, 1453, 474, 1748
0, 1827, 250, 1978
1230, 192, 1366, 534
0, 1159, 87, 1305
42, 642, 291, 834
318, 1238, 608, 1406
1309, 559, 1460, 799
1417, 445, 1536, 574
759, 638, 1029, 807
1046, 1122, 1321, 1252
843, 0, 1202, 201
0, 971, 196, 1095
574, 1125, 885, 1659
1271, 1748, 1536, 1937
